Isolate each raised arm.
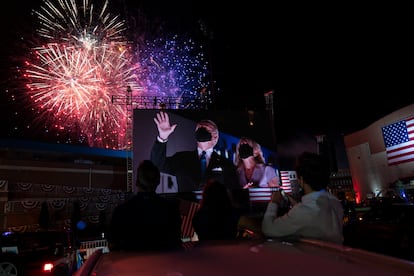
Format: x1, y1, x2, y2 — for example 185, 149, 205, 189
153, 111, 177, 141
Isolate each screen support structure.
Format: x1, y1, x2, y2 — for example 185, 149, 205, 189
112, 90, 210, 192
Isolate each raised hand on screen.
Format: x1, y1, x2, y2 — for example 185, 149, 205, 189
153, 112, 177, 141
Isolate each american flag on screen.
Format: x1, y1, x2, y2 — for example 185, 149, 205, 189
280, 171, 296, 193
382, 116, 414, 166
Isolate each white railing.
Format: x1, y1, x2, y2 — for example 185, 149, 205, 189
78, 239, 109, 260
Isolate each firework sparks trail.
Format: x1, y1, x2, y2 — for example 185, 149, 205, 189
136, 35, 211, 105
24, 0, 140, 149
34, 0, 127, 44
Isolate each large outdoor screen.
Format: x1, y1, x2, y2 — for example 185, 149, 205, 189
132, 109, 278, 194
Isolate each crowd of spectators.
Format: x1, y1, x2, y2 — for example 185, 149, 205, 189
105, 112, 346, 251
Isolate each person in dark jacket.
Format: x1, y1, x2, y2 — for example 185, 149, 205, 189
192, 180, 240, 241
108, 160, 182, 251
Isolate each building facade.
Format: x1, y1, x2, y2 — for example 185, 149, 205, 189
344, 103, 414, 203
0, 139, 128, 232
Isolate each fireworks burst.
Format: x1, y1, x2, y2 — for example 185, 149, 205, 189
34, 0, 126, 45
136, 35, 211, 103
19, 0, 212, 149
23, 0, 140, 149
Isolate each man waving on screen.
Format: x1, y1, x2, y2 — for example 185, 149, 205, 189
150, 111, 240, 195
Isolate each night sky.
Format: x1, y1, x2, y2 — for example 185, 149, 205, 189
0, 0, 412, 144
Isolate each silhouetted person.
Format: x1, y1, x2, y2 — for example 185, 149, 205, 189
108, 160, 182, 251
262, 151, 344, 244
192, 180, 240, 241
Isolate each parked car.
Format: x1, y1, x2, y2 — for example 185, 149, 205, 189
0, 229, 77, 276
343, 202, 414, 261
74, 238, 414, 276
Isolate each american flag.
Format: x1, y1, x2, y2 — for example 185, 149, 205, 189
179, 200, 200, 242
248, 187, 279, 202
382, 116, 414, 166
280, 171, 296, 193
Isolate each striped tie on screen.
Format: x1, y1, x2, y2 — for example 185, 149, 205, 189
200, 151, 207, 177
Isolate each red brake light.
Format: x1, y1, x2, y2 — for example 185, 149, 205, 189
43, 263, 54, 273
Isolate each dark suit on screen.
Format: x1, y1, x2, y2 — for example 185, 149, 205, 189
150, 140, 240, 193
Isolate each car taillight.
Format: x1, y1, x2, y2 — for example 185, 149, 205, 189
43, 262, 54, 273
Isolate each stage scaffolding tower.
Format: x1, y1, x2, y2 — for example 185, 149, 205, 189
112, 89, 210, 192
264, 90, 277, 151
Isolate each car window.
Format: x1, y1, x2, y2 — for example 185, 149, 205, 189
1, 231, 71, 256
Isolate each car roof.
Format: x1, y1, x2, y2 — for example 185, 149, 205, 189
75, 239, 414, 276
